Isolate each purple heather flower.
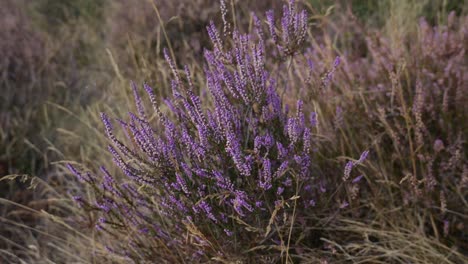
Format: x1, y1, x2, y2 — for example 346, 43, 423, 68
192, 205, 200, 214
259, 158, 272, 190
219, 213, 228, 223
277, 187, 285, 195
214, 170, 234, 191
96, 198, 114, 213
225, 130, 251, 176
224, 228, 233, 237
357, 150, 369, 164
287, 117, 301, 144
131, 81, 147, 119
334, 56, 341, 67
180, 162, 193, 181
443, 220, 450, 237
199, 200, 217, 222
322, 56, 341, 88
343, 161, 354, 181
274, 200, 282, 207
176, 173, 190, 195
67, 164, 88, 182
274, 160, 289, 178
320, 182, 326, 193
334, 106, 343, 129
139, 227, 150, 234
307, 58, 314, 70
303, 127, 312, 153
310, 112, 318, 127
95, 224, 104, 231
252, 13, 264, 40
283, 177, 292, 187
100, 166, 123, 198
72, 196, 84, 208
194, 168, 210, 179
220, 0, 230, 37
296, 100, 305, 124
266, 10, 277, 43
101, 113, 141, 162
207, 21, 224, 59
254, 135, 263, 153
232, 191, 253, 216
169, 195, 188, 214
267, 0, 309, 55
352, 175, 364, 184
164, 49, 182, 88
339, 200, 349, 209
433, 139, 445, 152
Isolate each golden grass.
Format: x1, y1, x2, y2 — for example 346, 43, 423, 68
1, 0, 466, 263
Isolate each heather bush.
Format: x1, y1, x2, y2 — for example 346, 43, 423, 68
67, 1, 369, 262
291, 8, 468, 255
1, 0, 467, 263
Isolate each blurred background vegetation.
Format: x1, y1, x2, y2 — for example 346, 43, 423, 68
0, 0, 466, 262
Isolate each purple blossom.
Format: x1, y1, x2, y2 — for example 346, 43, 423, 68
357, 150, 369, 164
343, 161, 354, 181
303, 127, 312, 153
310, 112, 318, 127
434, 139, 445, 152
214, 170, 234, 191
259, 158, 272, 190
232, 191, 253, 216
275, 160, 289, 178
339, 200, 349, 209
95, 224, 104, 231
268, 0, 308, 55
72, 196, 84, 208
100, 166, 123, 198
334, 106, 343, 129
308, 199, 316, 207
287, 117, 301, 144
67, 164, 91, 183
176, 173, 190, 195
322, 56, 341, 88
131, 81, 147, 119
224, 228, 233, 236
266, 10, 277, 43
352, 175, 364, 184
277, 187, 284, 195
199, 200, 217, 222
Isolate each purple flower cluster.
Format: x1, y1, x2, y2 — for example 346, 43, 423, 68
266, 0, 308, 55
66, 0, 368, 260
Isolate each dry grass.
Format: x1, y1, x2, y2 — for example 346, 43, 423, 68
1, 0, 467, 263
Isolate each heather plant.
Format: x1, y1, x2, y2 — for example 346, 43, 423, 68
289, 8, 468, 256
67, 1, 369, 262
2, 0, 467, 263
